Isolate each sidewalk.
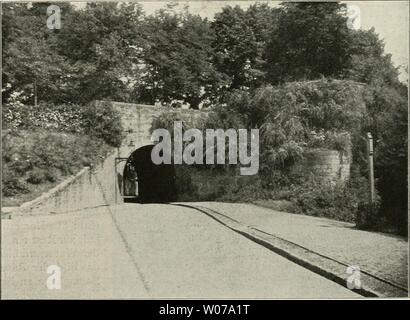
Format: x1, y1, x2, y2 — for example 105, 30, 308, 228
190, 202, 408, 297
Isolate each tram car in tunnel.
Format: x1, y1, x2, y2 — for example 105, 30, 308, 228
122, 144, 177, 203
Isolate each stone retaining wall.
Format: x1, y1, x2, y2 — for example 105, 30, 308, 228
292, 149, 351, 183
10, 151, 120, 217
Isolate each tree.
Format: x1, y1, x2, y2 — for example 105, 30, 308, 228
211, 5, 258, 90
2, 2, 74, 104
56, 2, 145, 103
209, 4, 280, 91
341, 27, 407, 234
244, 3, 279, 88
344, 28, 401, 87
265, 2, 351, 84
136, 4, 223, 108
375, 94, 407, 235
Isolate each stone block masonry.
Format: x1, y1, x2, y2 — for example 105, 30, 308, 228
292, 149, 351, 183
97, 101, 206, 158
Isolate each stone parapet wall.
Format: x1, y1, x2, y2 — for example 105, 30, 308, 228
98, 100, 206, 158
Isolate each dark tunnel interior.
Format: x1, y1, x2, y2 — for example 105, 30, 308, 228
122, 144, 177, 204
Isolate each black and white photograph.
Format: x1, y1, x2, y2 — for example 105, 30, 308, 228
0, 0, 409, 303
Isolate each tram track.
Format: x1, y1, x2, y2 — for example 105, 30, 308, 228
169, 203, 408, 298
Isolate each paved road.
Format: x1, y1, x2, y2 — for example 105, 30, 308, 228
194, 202, 408, 291
1, 203, 360, 299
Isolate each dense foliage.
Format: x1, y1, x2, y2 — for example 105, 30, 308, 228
266, 2, 351, 84
367, 85, 408, 234
82, 101, 124, 147
4, 2, 405, 106
138, 5, 223, 108
3, 102, 84, 133
2, 101, 123, 204
206, 79, 367, 170
2, 101, 124, 147
2, 130, 111, 204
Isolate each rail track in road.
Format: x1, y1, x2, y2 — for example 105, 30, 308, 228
168, 203, 408, 298
89, 199, 406, 298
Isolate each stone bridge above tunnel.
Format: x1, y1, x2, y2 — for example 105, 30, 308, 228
95, 101, 206, 158
95, 101, 208, 204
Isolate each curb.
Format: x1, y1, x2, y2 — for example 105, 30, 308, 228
175, 203, 408, 298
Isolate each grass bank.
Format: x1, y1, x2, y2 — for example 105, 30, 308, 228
2, 101, 123, 207
1, 129, 112, 207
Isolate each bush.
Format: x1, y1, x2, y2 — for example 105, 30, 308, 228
44, 168, 59, 182
2, 167, 30, 197
150, 109, 200, 135
174, 164, 269, 203
80, 101, 124, 147
174, 165, 199, 202
2, 101, 124, 147
369, 85, 407, 236
210, 79, 367, 170
26, 168, 47, 184
356, 202, 381, 230
219, 175, 269, 202
286, 172, 376, 223
290, 180, 357, 222
2, 103, 84, 132
306, 130, 352, 154
177, 166, 234, 201
219, 79, 367, 131
2, 130, 111, 203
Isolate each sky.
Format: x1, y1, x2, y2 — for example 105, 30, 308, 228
69, 1, 408, 81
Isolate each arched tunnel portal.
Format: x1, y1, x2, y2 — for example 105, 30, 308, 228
122, 144, 177, 203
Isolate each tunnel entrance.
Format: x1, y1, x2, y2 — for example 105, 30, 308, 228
121, 144, 177, 203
